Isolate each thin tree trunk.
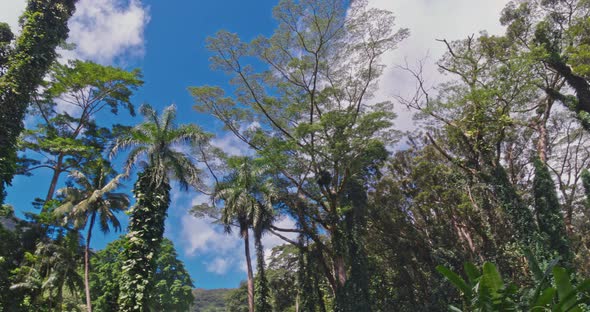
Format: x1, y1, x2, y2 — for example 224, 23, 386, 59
243, 228, 255, 312
334, 256, 346, 286
85, 212, 96, 312
45, 153, 64, 203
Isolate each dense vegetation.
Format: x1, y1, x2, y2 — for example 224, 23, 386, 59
1, 0, 590, 311
191, 289, 232, 312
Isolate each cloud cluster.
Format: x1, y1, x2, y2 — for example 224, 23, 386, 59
67, 0, 150, 64
368, 0, 510, 130
0, 0, 149, 64
0, 1, 25, 31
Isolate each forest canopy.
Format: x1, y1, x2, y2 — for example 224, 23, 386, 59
1, 0, 590, 311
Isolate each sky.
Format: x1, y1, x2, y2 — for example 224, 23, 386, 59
0, 0, 510, 289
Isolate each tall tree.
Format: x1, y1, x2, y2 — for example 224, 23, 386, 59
0, 0, 77, 204
21, 60, 142, 203
206, 156, 276, 312
191, 1, 407, 309
90, 237, 194, 312
111, 104, 208, 312
532, 157, 572, 265
500, 0, 590, 127
54, 159, 129, 312
400, 34, 551, 265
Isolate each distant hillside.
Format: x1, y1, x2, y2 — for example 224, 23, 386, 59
191, 288, 232, 312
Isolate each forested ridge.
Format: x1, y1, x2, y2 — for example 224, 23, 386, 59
1, 0, 590, 311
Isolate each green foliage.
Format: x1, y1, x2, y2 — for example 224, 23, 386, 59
191, 1, 407, 309
118, 168, 170, 312
224, 282, 249, 312
532, 157, 572, 265
266, 244, 299, 311
191, 288, 232, 312
437, 262, 519, 311
0, 0, 77, 204
10, 230, 84, 311
112, 104, 207, 311
254, 236, 272, 312
438, 262, 590, 311
19, 60, 142, 202
91, 236, 194, 312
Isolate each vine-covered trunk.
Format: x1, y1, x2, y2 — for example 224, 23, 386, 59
485, 165, 545, 258
254, 231, 271, 312
45, 153, 64, 203
243, 228, 254, 312
84, 211, 96, 312
0, 0, 77, 205
532, 158, 572, 265
334, 179, 372, 312
118, 169, 170, 312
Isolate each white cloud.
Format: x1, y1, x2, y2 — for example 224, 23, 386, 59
181, 214, 241, 257
211, 132, 251, 157
0, 0, 149, 64
261, 216, 298, 263
206, 257, 231, 275
0, 0, 26, 32
368, 0, 511, 130
68, 0, 150, 64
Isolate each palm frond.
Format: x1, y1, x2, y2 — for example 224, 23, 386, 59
162, 104, 177, 132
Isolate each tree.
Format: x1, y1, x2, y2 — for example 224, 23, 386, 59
21, 60, 142, 203
110, 104, 208, 311
224, 282, 249, 312
90, 237, 194, 312
499, 0, 590, 128
11, 230, 84, 311
266, 244, 299, 312
0, 0, 77, 204
54, 159, 130, 312
0, 22, 14, 73
203, 156, 276, 312
532, 157, 572, 266
190, 0, 407, 309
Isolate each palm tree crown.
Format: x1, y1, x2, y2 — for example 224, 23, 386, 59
214, 157, 276, 234
55, 159, 129, 234
110, 104, 208, 190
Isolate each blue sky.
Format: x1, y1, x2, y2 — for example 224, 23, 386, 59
1, 0, 510, 289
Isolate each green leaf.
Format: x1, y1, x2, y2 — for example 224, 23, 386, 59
449, 305, 464, 312
437, 265, 472, 298
553, 279, 590, 312
464, 262, 481, 285
523, 247, 543, 281
553, 267, 579, 312
481, 262, 504, 297
533, 287, 556, 308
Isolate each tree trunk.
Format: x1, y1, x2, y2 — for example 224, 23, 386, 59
243, 228, 255, 312
254, 230, 272, 312
333, 256, 346, 286
45, 153, 64, 203
118, 169, 170, 312
85, 211, 96, 312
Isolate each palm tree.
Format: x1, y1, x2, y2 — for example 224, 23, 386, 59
55, 159, 129, 312
11, 231, 84, 310
212, 157, 275, 312
110, 104, 207, 312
